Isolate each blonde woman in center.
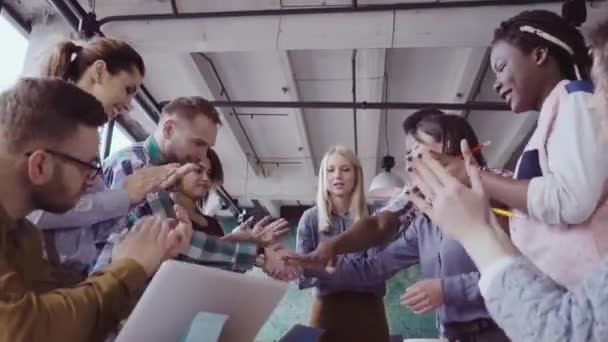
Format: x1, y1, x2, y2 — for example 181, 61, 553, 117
295, 146, 389, 342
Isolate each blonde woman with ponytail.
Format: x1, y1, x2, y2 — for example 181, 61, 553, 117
295, 145, 389, 342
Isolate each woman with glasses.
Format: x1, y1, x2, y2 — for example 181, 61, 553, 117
28, 38, 186, 284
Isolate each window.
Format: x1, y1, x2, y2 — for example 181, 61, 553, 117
108, 123, 135, 155
0, 16, 28, 92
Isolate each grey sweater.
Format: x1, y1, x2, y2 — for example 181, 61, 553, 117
483, 256, 608, 342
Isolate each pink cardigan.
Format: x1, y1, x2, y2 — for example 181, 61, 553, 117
510, 80, 608, 289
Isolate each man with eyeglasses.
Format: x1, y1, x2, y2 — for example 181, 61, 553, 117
28, 130, 192, 284
0, 78, 189, 342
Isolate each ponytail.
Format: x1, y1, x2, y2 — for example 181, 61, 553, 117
42, 41, 83, 81
41, 38, 145, 82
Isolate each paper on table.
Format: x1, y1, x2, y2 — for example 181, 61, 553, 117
116, 260, 288, 342
180, 312, 229, 342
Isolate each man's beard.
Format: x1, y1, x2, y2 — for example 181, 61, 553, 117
31, 171, 82, 214
164, 144, 190, 164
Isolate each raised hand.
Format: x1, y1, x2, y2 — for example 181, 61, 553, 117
251, 216, 290, 247
283, 239, 337, 273
222, 216, 290, 247
263, 244, 302, 281
406, 139, 493, 241
123, 164, 180, 204
158, 163, 199, 191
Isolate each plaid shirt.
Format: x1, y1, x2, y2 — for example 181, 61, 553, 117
93, 137, 257, 273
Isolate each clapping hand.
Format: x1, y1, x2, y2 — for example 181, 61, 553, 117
405, 139, 493, 241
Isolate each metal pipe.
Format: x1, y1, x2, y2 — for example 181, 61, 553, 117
260, 161, 303, 165
102, 120, 115, 158
98, 0, 565, 26
206, 100, 510, 111
48, 0, 80, 29
197, 53, 263, 172
238, 113, 289, 117
0, 2, 31, 36
463, 48, 492, 119
65, 0, 87, 19
351, 49, 358, 154
217, 186, 241, 216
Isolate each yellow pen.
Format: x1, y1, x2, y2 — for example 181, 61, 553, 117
492, 208, 522, 218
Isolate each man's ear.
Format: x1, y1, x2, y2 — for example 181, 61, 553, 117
26, 150, 54, 185
163, 119, 176, 140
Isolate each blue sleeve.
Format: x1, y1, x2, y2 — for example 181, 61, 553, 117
322, 224, 421, 287
441, 271, 484, 307
102, 156, 142, 190
295, 209, 320, 290
34, 184, 129, 230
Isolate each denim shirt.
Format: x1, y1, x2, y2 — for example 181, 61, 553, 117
295, 206, 387, 297
322, 214, 491, 324
28, 177, 130, 275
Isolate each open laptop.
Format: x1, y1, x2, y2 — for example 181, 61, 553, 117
116, 260, 288, 342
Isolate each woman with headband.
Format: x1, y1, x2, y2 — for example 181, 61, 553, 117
450, 10, 608, 289
404, 18, 608, 341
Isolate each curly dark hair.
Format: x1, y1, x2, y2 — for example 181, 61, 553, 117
493, 10, 591, 81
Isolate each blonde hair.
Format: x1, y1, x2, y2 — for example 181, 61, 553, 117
316, 145, 369, 232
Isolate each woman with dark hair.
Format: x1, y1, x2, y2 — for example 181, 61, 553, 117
405, 19, 608, 342
304, 113, 509, 342
29, 38, 190, 283
472, 10, 608, 289
174, 148, 225, 237
173, 149, 290, 268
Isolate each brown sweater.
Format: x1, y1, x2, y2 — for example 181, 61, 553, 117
0, 205, 147, 342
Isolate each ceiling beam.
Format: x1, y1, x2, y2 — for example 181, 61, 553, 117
191, 53, 265, 177
205, 100, 510, 111
96, 2, 600, 53
448, 48, 491, 116
354, 49, 386, 190
257, 199, 281, 218
98, 1, 566, 25
277, 51, 316, 176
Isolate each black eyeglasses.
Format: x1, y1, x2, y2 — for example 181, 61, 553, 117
25, 149, 102, 180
